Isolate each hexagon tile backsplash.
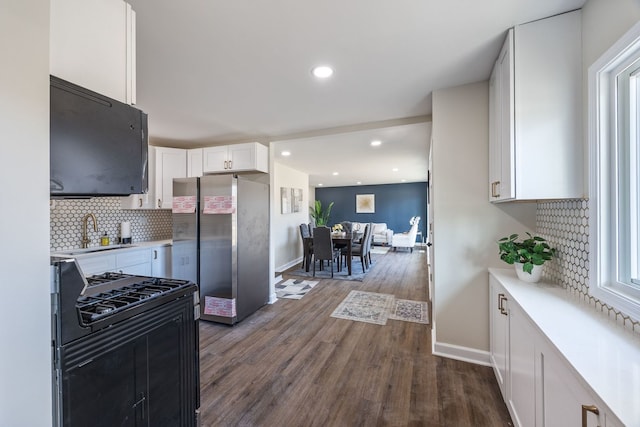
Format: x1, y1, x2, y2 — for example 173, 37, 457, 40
50, 198, 172, 252
537, 199, 639, 334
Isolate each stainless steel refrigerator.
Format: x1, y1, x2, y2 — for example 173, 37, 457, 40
172, 175, 270, 324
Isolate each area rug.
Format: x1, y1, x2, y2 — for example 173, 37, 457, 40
275, 279, 319, 300
388, 299, 430, 324
330, 290, 395, 325
370, 246, 390, 255
291, 257, 369, 281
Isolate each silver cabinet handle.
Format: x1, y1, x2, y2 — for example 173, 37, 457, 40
229, 160, 232, 169
138, 198, 143, 208
153, 250, 157, 260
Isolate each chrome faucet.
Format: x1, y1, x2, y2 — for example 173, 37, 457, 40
81, 213, 98, 248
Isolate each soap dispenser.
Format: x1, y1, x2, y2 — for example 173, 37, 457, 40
100, 232, 110, 246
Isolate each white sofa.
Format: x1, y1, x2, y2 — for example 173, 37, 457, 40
347, 222, 394, 245
391, 217, 421, 252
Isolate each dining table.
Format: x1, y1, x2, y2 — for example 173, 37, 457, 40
304, 232, 362, 276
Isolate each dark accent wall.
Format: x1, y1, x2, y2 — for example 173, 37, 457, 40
315, 182, 427, 241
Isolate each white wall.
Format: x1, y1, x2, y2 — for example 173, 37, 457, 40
581, 0, 640, 189
272, 162, 310, 271
583, 0, 640, 70
0, 1, 52, 425
431, 81, 536, 364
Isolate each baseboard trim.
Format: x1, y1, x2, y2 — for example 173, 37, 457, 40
276, 257, 302, 274
269, 275, 283, 304
432, 341, 492, 367
268, 292, 278, 304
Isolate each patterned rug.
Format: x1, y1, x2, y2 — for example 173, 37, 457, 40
275, 279, 319, 300
388, 299, 430, 324
330, 291, 429, 325
330, 290, 396, 325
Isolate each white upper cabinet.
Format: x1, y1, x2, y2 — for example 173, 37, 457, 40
187, 148, 204, 178
50, 0, 136, 104
203, 142, 268, 174
154, 147, 187, 209
489, 31, 515, 201
489, 10, 582, 202
120, 191, 153, 210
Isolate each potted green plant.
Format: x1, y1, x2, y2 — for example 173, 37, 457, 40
310, 200, 334, 227
497, 232, 556, 283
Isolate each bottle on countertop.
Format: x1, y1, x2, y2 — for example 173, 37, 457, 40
100, 232, 110, 246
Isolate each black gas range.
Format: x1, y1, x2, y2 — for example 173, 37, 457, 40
51, 257, 200, 427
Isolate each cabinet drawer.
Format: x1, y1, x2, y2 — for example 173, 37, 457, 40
77, 255, 116, 276
118, 263, 151, 276
116, 249, 151, 268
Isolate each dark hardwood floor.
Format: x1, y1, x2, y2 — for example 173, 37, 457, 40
198, 247, 512, 427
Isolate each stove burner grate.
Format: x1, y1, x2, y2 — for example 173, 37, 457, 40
77, 275, 195, 324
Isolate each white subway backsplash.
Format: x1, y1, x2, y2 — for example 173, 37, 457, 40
50, 198, 172, 251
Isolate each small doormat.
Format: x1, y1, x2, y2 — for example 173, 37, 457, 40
388, 299, 429, 324
370, 246, 390, 255
330, 290, 395, 325
275, 279, 319, 300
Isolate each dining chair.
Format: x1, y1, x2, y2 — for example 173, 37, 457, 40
299, 223, 312, 270
343, 223, 371, 273
312, 226, 341, 277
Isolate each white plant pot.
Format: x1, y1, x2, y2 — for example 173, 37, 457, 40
514, 262, 543, 283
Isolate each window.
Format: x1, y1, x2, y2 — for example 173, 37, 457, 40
590, 21, 640, 320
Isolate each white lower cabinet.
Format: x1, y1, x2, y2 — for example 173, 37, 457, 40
75, 247, 160, 277
507, 304, 536, 427
115, 248, 151, 275
75, 254, 117, 276
537, 339, 604, 427
489, 276, 535, 427
489, 277, 508, 398
151, 245, 171, 278
490, 271, 625, 427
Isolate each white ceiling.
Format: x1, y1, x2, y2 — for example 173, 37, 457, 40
127, 0, 586, 187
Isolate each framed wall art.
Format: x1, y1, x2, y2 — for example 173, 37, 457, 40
281, 187, 303, 214
291, 188, 303, 213
356, 194, 375, 213
281, 187, 291, 214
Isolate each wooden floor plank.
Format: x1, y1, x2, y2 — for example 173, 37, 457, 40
198, 248, 512, 426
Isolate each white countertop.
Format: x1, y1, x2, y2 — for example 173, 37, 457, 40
489, 268, 640, 426
51, 239, 172, 258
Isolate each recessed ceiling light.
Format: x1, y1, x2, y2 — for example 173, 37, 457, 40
392, 168, 399, 172
332, 172, 339, 176
312, 65, 334, 79
318, 183, 324, 186
357, 181, 362, 185
370, 140, 382, 147
281, 150, 291, 156
401, 179, 407, 182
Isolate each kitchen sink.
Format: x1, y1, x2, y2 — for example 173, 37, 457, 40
58, 245, 137, 256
